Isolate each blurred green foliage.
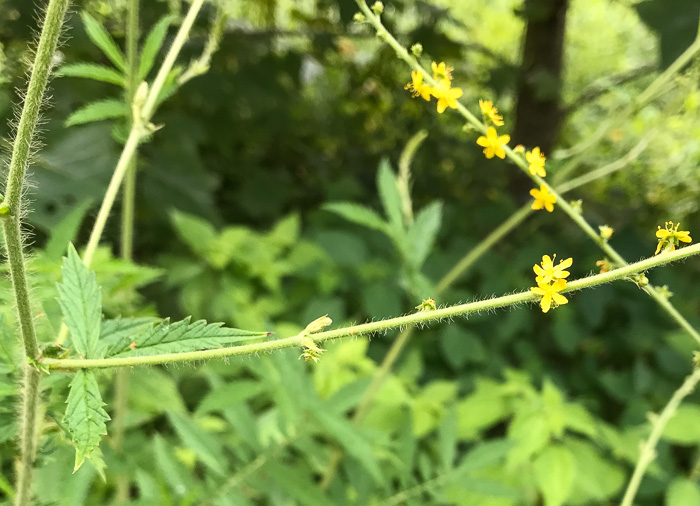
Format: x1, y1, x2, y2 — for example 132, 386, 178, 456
0, 0, 699, 504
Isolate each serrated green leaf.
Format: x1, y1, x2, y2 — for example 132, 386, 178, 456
98, 317, 159, 357
80, 12, 125, 71
533, 445, 576, 506
64, 370, 110, 473
44, 199, 93, 260
407, 201, 442, 268
377, 158, 404, 234
167, 411, 227, 476
139, 15, 176, 79
59, 62, 125, 86
65, 99, 127, 127
106, 317, 268, 358
57, 244, 102, 359
322, 202, 388, 234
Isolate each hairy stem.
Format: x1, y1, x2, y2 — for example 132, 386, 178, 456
0, 0, 70, 504
620, 368, 700, 506
41, 243, 700, 371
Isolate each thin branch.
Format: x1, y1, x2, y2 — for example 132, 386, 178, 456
41, 243, 700, 371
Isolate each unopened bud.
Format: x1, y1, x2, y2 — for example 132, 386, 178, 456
410, 43, 423, 57
372, 1, 384, 14
303, 314, 332, 334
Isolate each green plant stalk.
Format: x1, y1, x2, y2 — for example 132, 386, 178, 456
620, 367, 700, 506
0, 0, 70, 504
355, 0, 700, 347
178, 7, 227, 86
41, 243, 700, 371
55, 0, 207, 348
114, 0, 139, 501
83, 0, 204, 267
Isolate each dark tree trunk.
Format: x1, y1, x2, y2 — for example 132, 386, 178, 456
512, 0, 569, 155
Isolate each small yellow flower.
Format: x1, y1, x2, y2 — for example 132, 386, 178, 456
529, 185, 556, 212
431, 61, 453, 81
404, 70, 432, 101
533, 254, 572, 284
478, 99, 504, 127
526, 147, 546, 177
599, 225, 614, 240
476, 126, 510, 159
655, 221, 692, 255
432, 78, 463, 113
513, 144, 525, 154
530, 278, 568, 313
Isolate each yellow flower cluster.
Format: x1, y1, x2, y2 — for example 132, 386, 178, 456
404, 61, 463, 113
473, 98, 553, 212
530, 254, 572, 313
655, 221, 692, 255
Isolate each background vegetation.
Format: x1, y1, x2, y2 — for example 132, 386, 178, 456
0, 0, 699, 504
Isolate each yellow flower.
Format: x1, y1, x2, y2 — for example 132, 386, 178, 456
526, 147, 546, 177
596, 259, 611, 273
432, 78, 463, 113
431, 61, 453, 81
533, 254, 572, 284
478, 99, 504, 127
404, 70, 432, 101
655, 221, 692, 255
529, 185, 556, 212
530, 279, 568, 313
476, 126, 510, 159
599, 225, 614, 240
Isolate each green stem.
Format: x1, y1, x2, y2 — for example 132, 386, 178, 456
0, 0, 70, 504
120, 0, 140, 262
14, 367, 41, 506
84, 0, 205, 267
355, 0, 700, 348
114, 2, 139, 500
55, 0, 207, 347
620, 368, 700, 506
41, 243, 700, 371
